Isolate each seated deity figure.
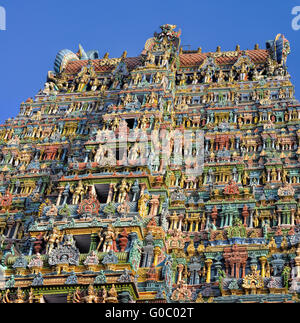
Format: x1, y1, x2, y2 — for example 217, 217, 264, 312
73, 285, 99, 303
90, 78, 101, 92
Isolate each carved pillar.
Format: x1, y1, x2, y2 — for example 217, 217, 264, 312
195, 220, 200, 232
230, 263, 235, 277
291, 209, 295, 226
189, 220, 194, 232
177, 264, 184, 283
178, 214, 184, 231
259, 257, 267, 278
241, 263, 246, 278
205, 259, 213, 283
278, 210, 282, 226
169, 217, 175, 230
153, 246, 161, 267
173, 216, 179, 230
295, 245, 300, 278
149, 195, 160, 217
235, 263, 241, 278
12, 221, 21, 239
56, 187, 64, 206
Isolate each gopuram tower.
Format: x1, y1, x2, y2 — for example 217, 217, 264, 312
0, 25, 299, 303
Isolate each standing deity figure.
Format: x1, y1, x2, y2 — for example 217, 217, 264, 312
147, 92, 158, 105
243, 171, 250, 186
44, 227, 62, 255
266, 57, 276, 76
138, 193, 149, 218
179, 73, 187, 86
160, 51, 170, 68
191, 72, 198, 85
76, 68, 90, 92
217, 70, 225, 83
238, 62, 249, 81
70, 180, 87, 205
97, 225, 117, 253
111, 117, 120, 131
228, 68, 235, 83
116, 179, 132, 204
62, 183, 70, 205
139, 115, 148, 130
94, 145, 104, 163
282, 169, 288, 184
154, 72, 162, 84
133, 73, 142, 85
203, 69, 213, 83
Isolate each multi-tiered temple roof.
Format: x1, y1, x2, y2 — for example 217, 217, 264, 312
0, 25, 299, 303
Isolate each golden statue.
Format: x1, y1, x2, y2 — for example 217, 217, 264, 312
138, 193, 149, 218
2, 288, 33, 303
76, 68, 90, 92
242, 171, 249, 186
73, 285, 99, 303
106, 284, 118, 303
253, 210, 259, 228
271, 168, 277, 181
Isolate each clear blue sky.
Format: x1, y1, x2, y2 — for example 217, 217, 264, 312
0, 0, 299, 124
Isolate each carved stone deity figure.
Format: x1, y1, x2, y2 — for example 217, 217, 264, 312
97, 225, 117, 253
106, 284, 118, 303
2, 288, 33, 304
70, 180, 87, 205
90, 78, 101, 92
138, 193, 149, 218
160, 51, 170, 68
238, 62, 249, 81
76, 68, 90, 92
116, 179, 132, 204
111, 117, 120, 131
94, 145, 104, 163
45, 227, 63, 255
145, 51, 156, 66
73, 285, 99, 303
